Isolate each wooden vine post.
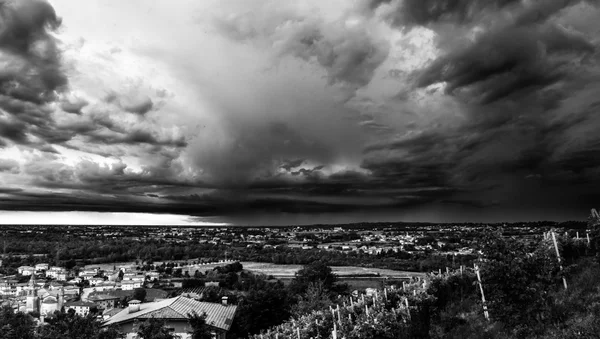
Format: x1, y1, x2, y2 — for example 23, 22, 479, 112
332, 323, 337, 339
551, 231, 568, 290
587, 232, 591, 247
474, 264, 490, 321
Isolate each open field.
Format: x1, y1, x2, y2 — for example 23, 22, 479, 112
275, 276, 401, 290
84, 260, 424, 290
240, 261, 424, 279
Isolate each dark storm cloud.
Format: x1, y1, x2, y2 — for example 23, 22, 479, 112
0, 188, 370, 217
190, 120, 334, 187
0, 0, 66, 103
216, 7, 390, 96
121, 129, 186, 147
0, 0, 77, 154
3, 0, 600, 223
0, 187, 21, 193
415, 23, 595, 104
60, 96, 89, 114
0, 158, 18, 172
280, 159, 305, 171
291, 165, 324, 177
83, 128, 187, 147
0, 0, 178, 167
18, 154, 193, 200
121, 96, 153, 115
0, 116, 29, 144
353, 0, 600, 220
104, 92, 154, 115
369, 0, 521, 27
355, 0, 600, 217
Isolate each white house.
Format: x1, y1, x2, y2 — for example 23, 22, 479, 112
35, 263, 49, 272
0, 279, 17, 296
120, 281, 141, 290
64, 300, 98, 316
89, 277, 106, 286
46, 267, 68, 281
18, 266, 35, 276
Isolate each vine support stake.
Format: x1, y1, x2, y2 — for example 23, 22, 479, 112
332, 323, 337, 339
475, 264, 490, 321
587, 232, 591, 247
551, 231, 568, 290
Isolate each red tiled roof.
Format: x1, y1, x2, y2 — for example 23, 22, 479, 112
103, 296, 237, 331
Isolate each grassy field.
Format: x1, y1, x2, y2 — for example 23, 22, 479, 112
240, 261, 424, 279
275, 276, 397, 290
84, 260, 424, 290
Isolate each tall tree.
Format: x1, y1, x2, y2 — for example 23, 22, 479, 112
289, 260, 337, 294
133, 288, 147, 303
37, 310, 124, 339
0, 306, 37, 339
137, 318, 179, 339
291, 281, 333, 317
187, 311, 212, 339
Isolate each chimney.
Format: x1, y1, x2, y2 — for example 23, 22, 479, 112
128, 299, 141, 313
221, 296, 228, 306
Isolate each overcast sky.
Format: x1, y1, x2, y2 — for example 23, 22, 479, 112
0, 0, 599, 225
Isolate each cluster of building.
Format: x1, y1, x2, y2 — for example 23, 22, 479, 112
1, 262, 238, 339
7, 274, 88, 317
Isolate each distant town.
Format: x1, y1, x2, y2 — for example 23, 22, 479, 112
0, 220, 590, 338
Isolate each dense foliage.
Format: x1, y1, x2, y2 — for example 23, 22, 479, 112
0, 307, 125, 339
243, 228, 600, 339
3, 225, 600, 339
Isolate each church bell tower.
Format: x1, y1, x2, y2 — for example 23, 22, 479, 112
26, 274, 39, 314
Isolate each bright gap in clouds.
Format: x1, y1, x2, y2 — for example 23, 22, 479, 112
0, 211, 229, 226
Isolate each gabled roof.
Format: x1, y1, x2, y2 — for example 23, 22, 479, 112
103, 296, 237, 332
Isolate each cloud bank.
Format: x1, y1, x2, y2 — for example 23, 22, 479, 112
0, 0, 599, 224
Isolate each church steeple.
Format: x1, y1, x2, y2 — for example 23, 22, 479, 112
28, 273, 36, 296
26, 273, 39, 313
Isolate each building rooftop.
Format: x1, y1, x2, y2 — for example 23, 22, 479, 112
103, 296, 237, 331
103, 308, 123, 318
65, 301, 97, 308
